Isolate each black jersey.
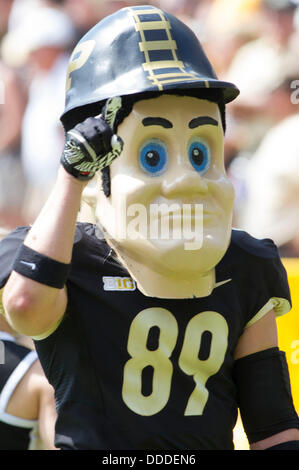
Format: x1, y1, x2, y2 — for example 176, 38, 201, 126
0, 333, 38, 450
0, 224, 292, 450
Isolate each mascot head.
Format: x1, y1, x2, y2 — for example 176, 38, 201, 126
61, 5, 239, 298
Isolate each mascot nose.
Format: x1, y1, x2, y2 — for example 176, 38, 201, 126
161, 171, 208, 199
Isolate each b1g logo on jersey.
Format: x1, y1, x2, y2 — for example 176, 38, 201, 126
103, 276, 136, 291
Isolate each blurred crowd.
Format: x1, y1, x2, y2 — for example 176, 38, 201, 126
0, 0, 299, 256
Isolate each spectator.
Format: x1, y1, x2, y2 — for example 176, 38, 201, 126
0, 315, 57, 449
2, 6, 76, 223
0, 61, 26, 229
0, 0, 14, 41
62, 0, 114, 38
224, 0, 299, 151
62, 0, 160, 40
237, 66, 299, 257
0, 0, 27, 229
203, 0, 263, 77
226, 0, 298, 103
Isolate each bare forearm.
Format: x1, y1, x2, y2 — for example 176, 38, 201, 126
24, 166, 86, 262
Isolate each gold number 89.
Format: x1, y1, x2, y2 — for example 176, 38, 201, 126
122, 308, 228, 416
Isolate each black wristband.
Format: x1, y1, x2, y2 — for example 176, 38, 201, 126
12, 244, 71, 289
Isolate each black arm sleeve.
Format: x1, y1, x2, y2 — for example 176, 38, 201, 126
233, 347, 299, 443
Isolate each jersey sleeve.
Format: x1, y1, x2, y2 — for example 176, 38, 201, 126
0, 222, 103, 296
245, 252, 291, 328
0, 223, 98, 291
232, 232, 292, 328
0, 226, 30, 289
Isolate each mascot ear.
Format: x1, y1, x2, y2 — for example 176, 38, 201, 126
79, 179, 98, 223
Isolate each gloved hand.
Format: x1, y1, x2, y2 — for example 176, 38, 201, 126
61, 97, 123, 181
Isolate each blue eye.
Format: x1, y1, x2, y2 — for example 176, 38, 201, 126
139, 140, 168, 176
188, 140, 211, 174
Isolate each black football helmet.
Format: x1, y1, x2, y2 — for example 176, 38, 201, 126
60, 4, 239, 128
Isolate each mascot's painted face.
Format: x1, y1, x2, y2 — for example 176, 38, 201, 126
95, 94, 235, 298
